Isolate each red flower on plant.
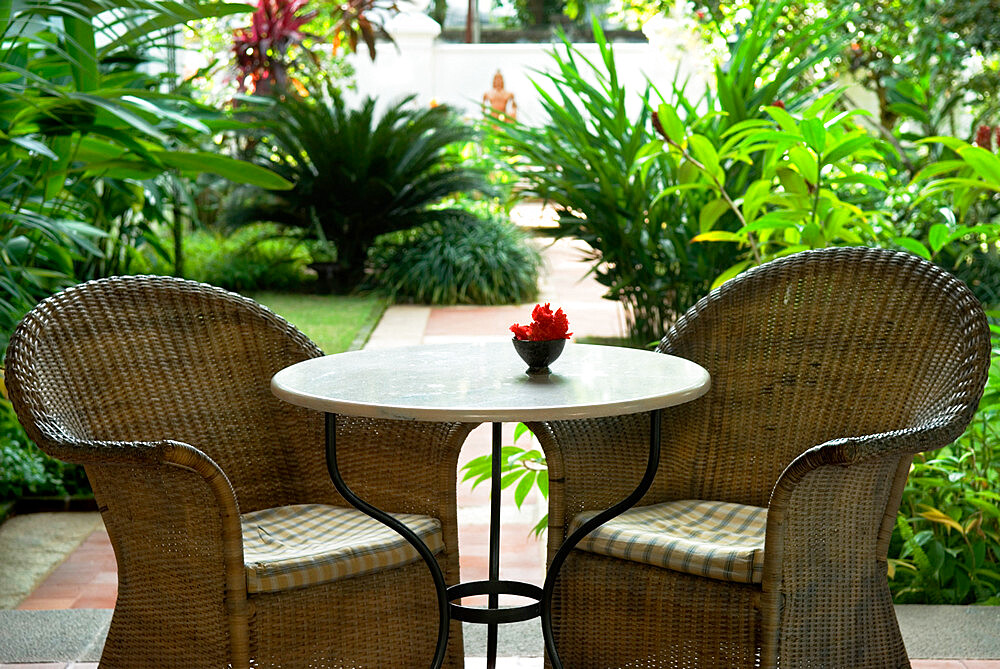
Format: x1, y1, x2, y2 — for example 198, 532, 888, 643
510, 303, 572, 341
975, 125, 994, 151
770, 100, 786, 109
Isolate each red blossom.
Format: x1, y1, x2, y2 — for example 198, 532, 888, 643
770, 100, 786, 109
510, 303, 572, 341
975, 125, 994, 151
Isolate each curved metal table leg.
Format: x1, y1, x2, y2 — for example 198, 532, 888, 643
325, 413, 451, 669
540, 408, 663, 669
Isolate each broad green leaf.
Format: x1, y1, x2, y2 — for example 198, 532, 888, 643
513, 471, 536, 508
742, 179, 772, 223
893, 237, 932, 260
63, 15, 98, 92
788, 145, 818, 184
887, 102, 930, 125
692, 230, 743, 243
740, 213, 801, 234
929, 224, 949, 254
830, 174, 888, 193
958, 146, 1000, 185
99, 2, 254, 55
151, 151, 293, 189
698, 198, 731, 233
778, 167, 810, 195
687, 134, 720, 180
823, 135, 875, 166
536, 470, 548, 499
916, 136, 970, 152
710, 260, 753, 289
120, 95, 210, 134
762, 105, 799, 133
7, 135, 58, 159
800, 118, 826, 153
513, 422, 531, 442
656, 103, 685, 144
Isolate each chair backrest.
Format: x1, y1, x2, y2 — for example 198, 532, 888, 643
6, 275, 331, 513
652, 246, 990, 508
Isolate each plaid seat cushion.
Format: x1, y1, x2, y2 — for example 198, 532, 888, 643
242, 504, 443, 594
570, 499, 767, 584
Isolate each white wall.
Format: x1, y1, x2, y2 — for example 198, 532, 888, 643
347, 11, 711, 124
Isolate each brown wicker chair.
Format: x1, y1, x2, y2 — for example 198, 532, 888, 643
528, 247, 991, 668
5, 275, 474, 669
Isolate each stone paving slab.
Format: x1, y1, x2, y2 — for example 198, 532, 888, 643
0, 514, 103, 610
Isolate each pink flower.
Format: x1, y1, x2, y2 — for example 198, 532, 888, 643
510, 303, 572, 341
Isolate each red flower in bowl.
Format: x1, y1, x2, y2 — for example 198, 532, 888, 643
510, 303, 572, 341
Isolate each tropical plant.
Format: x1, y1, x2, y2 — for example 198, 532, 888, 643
368, 211, 541, 305
230, 87, 491, 293
492, 2, 846, 342
461, 423, 549, 537
656, 90, 894, 283
233, 0, 318, 94
0, 0, 293, 352
0, 397, 89, 502
137, 223, 313, 293
889, 312, 1000, 604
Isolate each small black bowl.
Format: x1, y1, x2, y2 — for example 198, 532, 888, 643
512, 337, 566, 375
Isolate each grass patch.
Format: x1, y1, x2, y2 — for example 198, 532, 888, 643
253, 292, 386, 353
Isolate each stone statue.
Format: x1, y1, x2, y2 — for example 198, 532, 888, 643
483, 70, 517, 120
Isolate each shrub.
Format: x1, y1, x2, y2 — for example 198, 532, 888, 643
138, 223, 313, 293
0, 399, 89, 502
231, 86, 491, 293
889, 313, 1000, 604
368, 214, 541, 305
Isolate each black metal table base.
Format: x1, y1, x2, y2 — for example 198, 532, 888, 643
325, 410, 663, 669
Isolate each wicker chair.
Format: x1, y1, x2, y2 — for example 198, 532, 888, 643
528, 247, 991, 668
5, 275, 474, 669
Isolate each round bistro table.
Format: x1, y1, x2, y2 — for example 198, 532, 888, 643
271, 342, 710, 669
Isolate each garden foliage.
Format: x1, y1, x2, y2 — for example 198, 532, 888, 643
231, 87, 492, 293
890, 315, 1000, 604
367, 212, 541, 306
0, 0, 292, 353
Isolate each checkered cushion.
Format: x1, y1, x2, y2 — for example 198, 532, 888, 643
242, 504, 444, 594
570, 499, 767, 584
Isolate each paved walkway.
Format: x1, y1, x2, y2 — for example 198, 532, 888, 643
2, 229, 999, 668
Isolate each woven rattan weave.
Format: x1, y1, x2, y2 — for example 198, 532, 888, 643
6, 275, 473, 668
528, 247, 991, 668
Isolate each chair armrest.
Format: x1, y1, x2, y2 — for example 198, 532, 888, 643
36, 436, 251, 667
759, 417, 969, 667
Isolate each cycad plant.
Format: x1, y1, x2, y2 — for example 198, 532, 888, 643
234, 88, 491, 292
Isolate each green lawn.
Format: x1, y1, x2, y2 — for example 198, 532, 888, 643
252, 292, 386, 354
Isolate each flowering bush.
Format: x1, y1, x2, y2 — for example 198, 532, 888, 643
510, 303, 572, 341
233, 0, 317, 94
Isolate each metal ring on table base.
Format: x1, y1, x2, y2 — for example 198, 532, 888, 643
448, 580, 543, 623
540, 408, 663, 669
325, 413, 451, 669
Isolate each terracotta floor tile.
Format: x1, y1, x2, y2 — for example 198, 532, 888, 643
15, 597, 78, 610
910, 662, 967, 668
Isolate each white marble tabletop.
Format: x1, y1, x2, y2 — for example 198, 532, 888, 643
271, 342, 710, 422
